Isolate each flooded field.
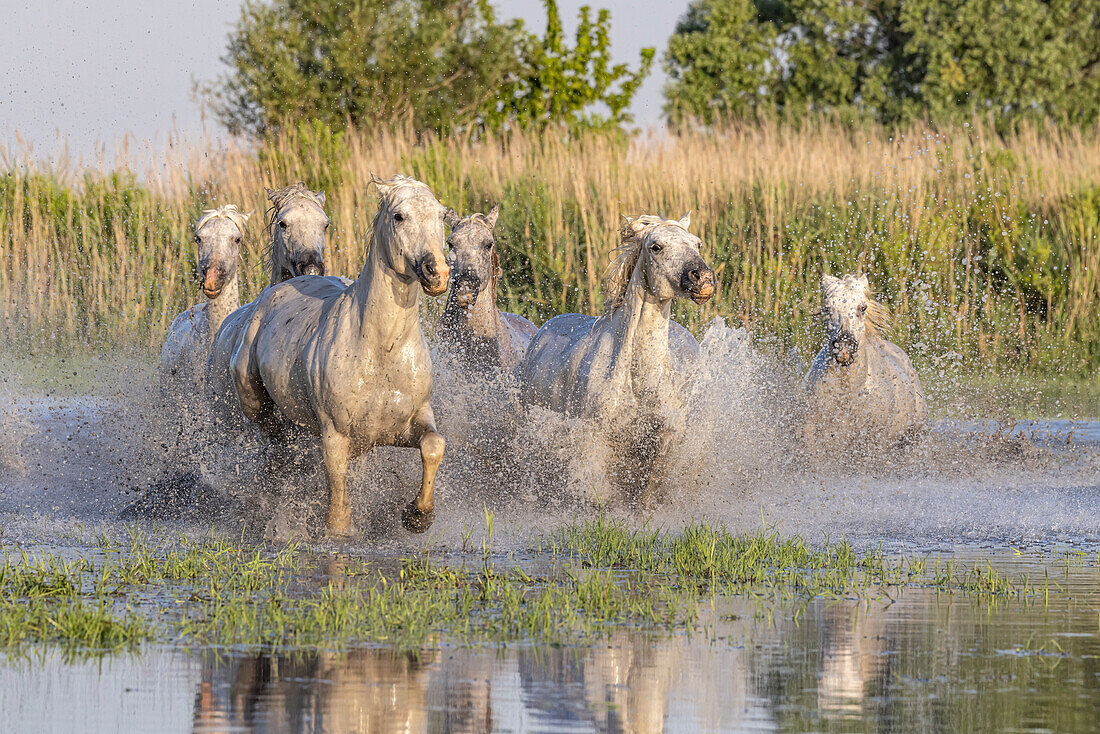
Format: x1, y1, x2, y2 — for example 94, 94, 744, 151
1, 346, 1098, 733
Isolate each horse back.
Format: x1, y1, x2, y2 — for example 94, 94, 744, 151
520, 312, 598, 412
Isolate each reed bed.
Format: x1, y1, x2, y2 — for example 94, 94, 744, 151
2, 118, 1098, 373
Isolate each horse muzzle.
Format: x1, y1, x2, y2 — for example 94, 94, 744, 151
202, 268, 225, 299
293, 258, 324, 277
831, 335, 858, 366
417, 255, 450, 296
682, 266, 717, 304
449, 272, 481, 307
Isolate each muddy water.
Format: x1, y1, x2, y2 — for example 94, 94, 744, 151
0, 549, 1097, 733
1, 344, 1099, 732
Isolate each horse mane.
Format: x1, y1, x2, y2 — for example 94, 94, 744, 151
602, 214, 688, 313
196, 204, 250, 236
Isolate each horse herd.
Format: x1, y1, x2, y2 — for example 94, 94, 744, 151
157, 175, 928, 539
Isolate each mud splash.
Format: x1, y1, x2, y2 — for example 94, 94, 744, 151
1, 320, 1097, 550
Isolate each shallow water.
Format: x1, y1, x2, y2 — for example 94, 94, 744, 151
1, 346, 1098, 732
0, 549, 1097, 733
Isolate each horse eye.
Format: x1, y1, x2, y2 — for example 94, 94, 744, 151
394, 212, 405, 223
235, 237, 241, 244
651, 243, 663, 252
279, 220, 287, 228
859, 304, 867, 313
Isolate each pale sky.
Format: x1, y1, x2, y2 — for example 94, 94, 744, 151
1, 1, 686, 161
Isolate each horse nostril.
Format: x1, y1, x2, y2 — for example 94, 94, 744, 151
688, 269, 701, 283
422, 260, 437, 278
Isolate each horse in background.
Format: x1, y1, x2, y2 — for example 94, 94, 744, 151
226, 175, 450, 538
520, 213, 716, 506
206, 182, 345, 418
803, 273, 928, 459
159, 205, 251, 391
437, 205, 537, 373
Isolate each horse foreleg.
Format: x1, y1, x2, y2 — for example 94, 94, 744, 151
401, 405, 445, 534
319, 425, 354, 538
638, 426, 675, 510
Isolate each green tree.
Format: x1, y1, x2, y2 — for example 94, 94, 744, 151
490, 0, 655, 132
204, 0, 654, 137
664, 0, 1100, 127
204, 0, 523, 136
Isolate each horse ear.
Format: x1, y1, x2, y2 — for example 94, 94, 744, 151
822, 274, 840, 292
444, 208, 460, 229
265, 187, 276, 202
857, 274, 869, 291
486, 204, 500, 229
315, 191, 326, 207
678, 211, 692, 229
242, 210, 254, 222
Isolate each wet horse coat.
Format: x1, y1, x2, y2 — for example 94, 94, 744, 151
803, 273, 928, 455
437, 205, 537, 373
520, 214, 716, 504
227, 176, 451, 536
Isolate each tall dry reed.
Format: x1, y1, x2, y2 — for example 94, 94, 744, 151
1, 118, 1097, 373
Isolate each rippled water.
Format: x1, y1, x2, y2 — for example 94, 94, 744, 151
1, 548, 1097, 733
1, 348, 1098, 732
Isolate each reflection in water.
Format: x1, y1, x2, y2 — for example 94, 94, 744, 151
2, 556, 1099, 733
193, 649, 436, 733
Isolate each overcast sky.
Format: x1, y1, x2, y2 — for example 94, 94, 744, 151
1, 1, 686, 161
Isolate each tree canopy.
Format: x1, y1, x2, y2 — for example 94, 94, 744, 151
205, 0, 654, 137
663, 0, 1100, 127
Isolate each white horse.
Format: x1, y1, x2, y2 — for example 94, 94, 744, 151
159, 205, 251, 391
226, 175, 451, 537
207, 183, 345, 415
803, 273, 928, 455
520, 214, 716, 504
437, 205, 537, 372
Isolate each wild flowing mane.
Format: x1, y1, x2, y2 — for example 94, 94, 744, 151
602, 215, 689, 313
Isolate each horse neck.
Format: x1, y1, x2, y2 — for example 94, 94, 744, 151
348, 239, 421, 351
204, 273, 240, 345
608, 275, 673, 391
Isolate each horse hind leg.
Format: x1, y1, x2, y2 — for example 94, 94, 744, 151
401, 405, 445, 534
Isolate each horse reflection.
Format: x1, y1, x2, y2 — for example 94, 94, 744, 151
517, 633, 681, 734
192, 649, 435, 734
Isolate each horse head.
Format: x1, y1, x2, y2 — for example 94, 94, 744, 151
266, 183, 329, 280
820, 273, 874, 366
371, 175, 450, 296
606, 213, 716, 310
194, 205, 250, 299
444, 204, 500, 308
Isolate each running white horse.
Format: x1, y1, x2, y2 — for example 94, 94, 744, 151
207, 183, 344, 415
520, 214, 716, 505
159, 205, 251, 391
226, 175, 451, 537
803, 273, 928, 455
437, 205, 537, 372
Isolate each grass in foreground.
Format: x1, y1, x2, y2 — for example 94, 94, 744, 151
0, 518, 1077, 657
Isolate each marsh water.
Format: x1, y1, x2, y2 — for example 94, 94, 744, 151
1, 342, 1098, 733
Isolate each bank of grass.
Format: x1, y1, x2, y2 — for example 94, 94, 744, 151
0, 519, 1056, 657
2, 118, 1099, 375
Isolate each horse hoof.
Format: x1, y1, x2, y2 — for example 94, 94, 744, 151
401, 503, 435, 534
